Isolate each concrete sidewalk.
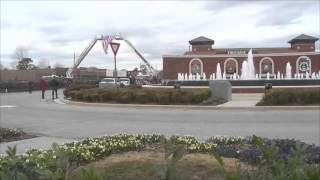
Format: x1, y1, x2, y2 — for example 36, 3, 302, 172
218, 93, 263, 107
0, 137, 77, 155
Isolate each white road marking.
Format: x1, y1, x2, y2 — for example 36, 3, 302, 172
53, 99, 65, 105
0, 105, 17, 108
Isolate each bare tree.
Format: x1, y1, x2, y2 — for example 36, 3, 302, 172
10, 47, 28, 70
38, 58, 50, 69
13, 47, 28, 61
16, 57, 37, 70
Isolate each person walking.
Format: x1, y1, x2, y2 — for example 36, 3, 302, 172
39, 78, 47, 99
49, 76, 59, 100
28, 81, 33, 94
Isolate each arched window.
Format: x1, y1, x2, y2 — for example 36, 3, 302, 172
259, 57, 274, 74
296, 56, 311, 74
189, 58, 203, 75
224, 58, 238, 75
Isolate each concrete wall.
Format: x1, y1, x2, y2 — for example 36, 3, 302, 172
0, 68, 67, 82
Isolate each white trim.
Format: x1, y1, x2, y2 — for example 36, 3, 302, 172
163, 52, 320, 58
223, 58, 238, 74
189, 58, 203, 75
296, 56, 311, 74
259, 57, 275, 74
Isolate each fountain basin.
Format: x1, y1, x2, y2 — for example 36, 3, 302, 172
163, 79, 320, 86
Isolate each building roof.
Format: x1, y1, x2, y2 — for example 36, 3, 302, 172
189, 36, 214, 45
184, 47, 299, 55
288, 34, 319, 43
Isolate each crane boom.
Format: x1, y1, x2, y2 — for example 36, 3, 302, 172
66, 33, 158, 79
122, 39, 156, 75
66, 34, 103, 78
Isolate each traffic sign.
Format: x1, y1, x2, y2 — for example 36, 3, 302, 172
110, 42, 120, 56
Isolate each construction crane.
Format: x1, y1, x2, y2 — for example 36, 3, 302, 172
114, 34, 157, 76
66, 33, 157, 79
66, 34, 103, 78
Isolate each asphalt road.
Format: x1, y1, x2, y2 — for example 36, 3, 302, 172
1, 90, 319, 145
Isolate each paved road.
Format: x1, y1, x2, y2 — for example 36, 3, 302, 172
1, 90, 319, 146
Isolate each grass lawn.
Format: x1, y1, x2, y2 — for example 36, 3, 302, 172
69, 148, 251, 180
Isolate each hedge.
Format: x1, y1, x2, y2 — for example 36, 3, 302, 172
64, 88, 211, 105
257, 89, 320, 105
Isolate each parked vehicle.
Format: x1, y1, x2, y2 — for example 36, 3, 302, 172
99, 78, 117, 88
118, 78, 130, 87
99, 78, 130, 88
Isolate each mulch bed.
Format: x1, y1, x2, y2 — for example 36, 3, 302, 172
0, 128, 36, 143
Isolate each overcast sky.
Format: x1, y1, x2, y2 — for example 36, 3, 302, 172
1, 0, 319, 70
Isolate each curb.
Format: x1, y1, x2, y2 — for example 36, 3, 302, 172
60, 98, 320, 111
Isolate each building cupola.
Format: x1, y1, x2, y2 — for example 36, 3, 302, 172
189, 36, 214, 53
288, 34, 319, 52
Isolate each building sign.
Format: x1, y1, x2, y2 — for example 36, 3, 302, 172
227, 50, 246, 55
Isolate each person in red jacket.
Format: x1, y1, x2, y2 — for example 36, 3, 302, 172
39, 78, 47, 99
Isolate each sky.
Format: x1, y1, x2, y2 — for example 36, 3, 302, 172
1, 0, 319, 70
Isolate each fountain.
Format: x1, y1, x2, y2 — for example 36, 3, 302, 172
216, 63, 222, 80
277, 71, 281, 80
222, 72, 226, 80
247, 49, 255, 79
286, 62, 292, 79
266, 72, 270, 80
233, 73, 237, 80
239, 49, 256, 80
171, 50, 319, 89
241, 61, 248, 80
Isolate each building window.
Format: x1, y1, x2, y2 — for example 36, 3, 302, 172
224, 58, 238, 75
189, 58, 203, 75
259, 57, 274, 74
296, 56, 311, 74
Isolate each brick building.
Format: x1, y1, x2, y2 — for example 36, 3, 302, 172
163, 34, 320, 80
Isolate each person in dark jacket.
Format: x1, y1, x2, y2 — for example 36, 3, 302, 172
39, 78, 47, 99
49, 76, 59, 100
28, 81, 33, 94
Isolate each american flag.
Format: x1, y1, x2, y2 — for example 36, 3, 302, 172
102, 35, 113, 54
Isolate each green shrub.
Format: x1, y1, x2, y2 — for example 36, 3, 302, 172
257, 89, 320, 105
63, 84, 97, 98
67, 88, 211, 105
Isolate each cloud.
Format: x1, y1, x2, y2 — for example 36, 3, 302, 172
203, 0, 255, 14
255, 1, 317, 27
1, 1, 319, 70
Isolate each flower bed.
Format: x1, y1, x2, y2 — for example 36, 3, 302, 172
64, 88, 211, 105
0, 128, 35, 143
257, 89, 320, 105
0, 134, 319, 179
